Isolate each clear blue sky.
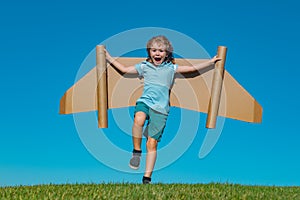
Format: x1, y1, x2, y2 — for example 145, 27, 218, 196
1, 0, 299, 186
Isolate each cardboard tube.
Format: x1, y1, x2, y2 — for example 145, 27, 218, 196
96, 45, 108, 128
206, 46, 227, 129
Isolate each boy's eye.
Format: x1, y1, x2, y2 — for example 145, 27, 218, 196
151, 49, 165, 53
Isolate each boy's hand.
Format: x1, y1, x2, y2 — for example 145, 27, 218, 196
211, 55, 222, 63
104, 48, 113, 62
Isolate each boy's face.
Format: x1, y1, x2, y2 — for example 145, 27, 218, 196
149, 42, 167, 66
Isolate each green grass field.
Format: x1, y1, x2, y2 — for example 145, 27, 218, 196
1, 183, 300, 200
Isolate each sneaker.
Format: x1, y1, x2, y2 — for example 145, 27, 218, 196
129, 152, 141, 169
142, 176, 151, 184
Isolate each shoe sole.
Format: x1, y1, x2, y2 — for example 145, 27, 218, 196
129, 164, 139, 170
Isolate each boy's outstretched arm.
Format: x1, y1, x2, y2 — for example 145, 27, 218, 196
105, 49, 137, 74
176, 56, 221, 73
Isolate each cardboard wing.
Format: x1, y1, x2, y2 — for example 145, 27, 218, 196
59, 56, 262, 128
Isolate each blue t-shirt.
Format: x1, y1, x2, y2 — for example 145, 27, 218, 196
135, 61, 178, 115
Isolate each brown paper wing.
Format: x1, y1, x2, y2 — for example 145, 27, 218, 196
59, 57, 262, 123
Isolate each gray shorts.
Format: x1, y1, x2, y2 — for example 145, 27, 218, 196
134, 102, 167, 142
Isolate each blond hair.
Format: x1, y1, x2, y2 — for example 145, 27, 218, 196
146, 35, 175, 64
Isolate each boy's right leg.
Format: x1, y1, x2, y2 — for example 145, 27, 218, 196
132, 111, 146, 150
129, 111, 146, 169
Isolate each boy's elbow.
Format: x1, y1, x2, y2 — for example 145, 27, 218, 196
119, 68, 127, 73
123, 66, 136, 74
123, 67, 132, 74
186, 66, 197, 73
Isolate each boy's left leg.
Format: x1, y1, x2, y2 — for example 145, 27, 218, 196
142, 109, 167, 184
144, 137, 158, 181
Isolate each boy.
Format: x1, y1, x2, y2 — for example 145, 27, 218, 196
105, 35, 220, 184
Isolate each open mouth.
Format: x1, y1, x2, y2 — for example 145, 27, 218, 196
154, 57, 162, 62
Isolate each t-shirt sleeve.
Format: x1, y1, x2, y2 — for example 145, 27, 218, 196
173, 64, 178, 72
135, 62, 144, 77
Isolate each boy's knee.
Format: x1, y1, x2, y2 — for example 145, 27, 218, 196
134, 112, 146, 127
146, 138, 157, 152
